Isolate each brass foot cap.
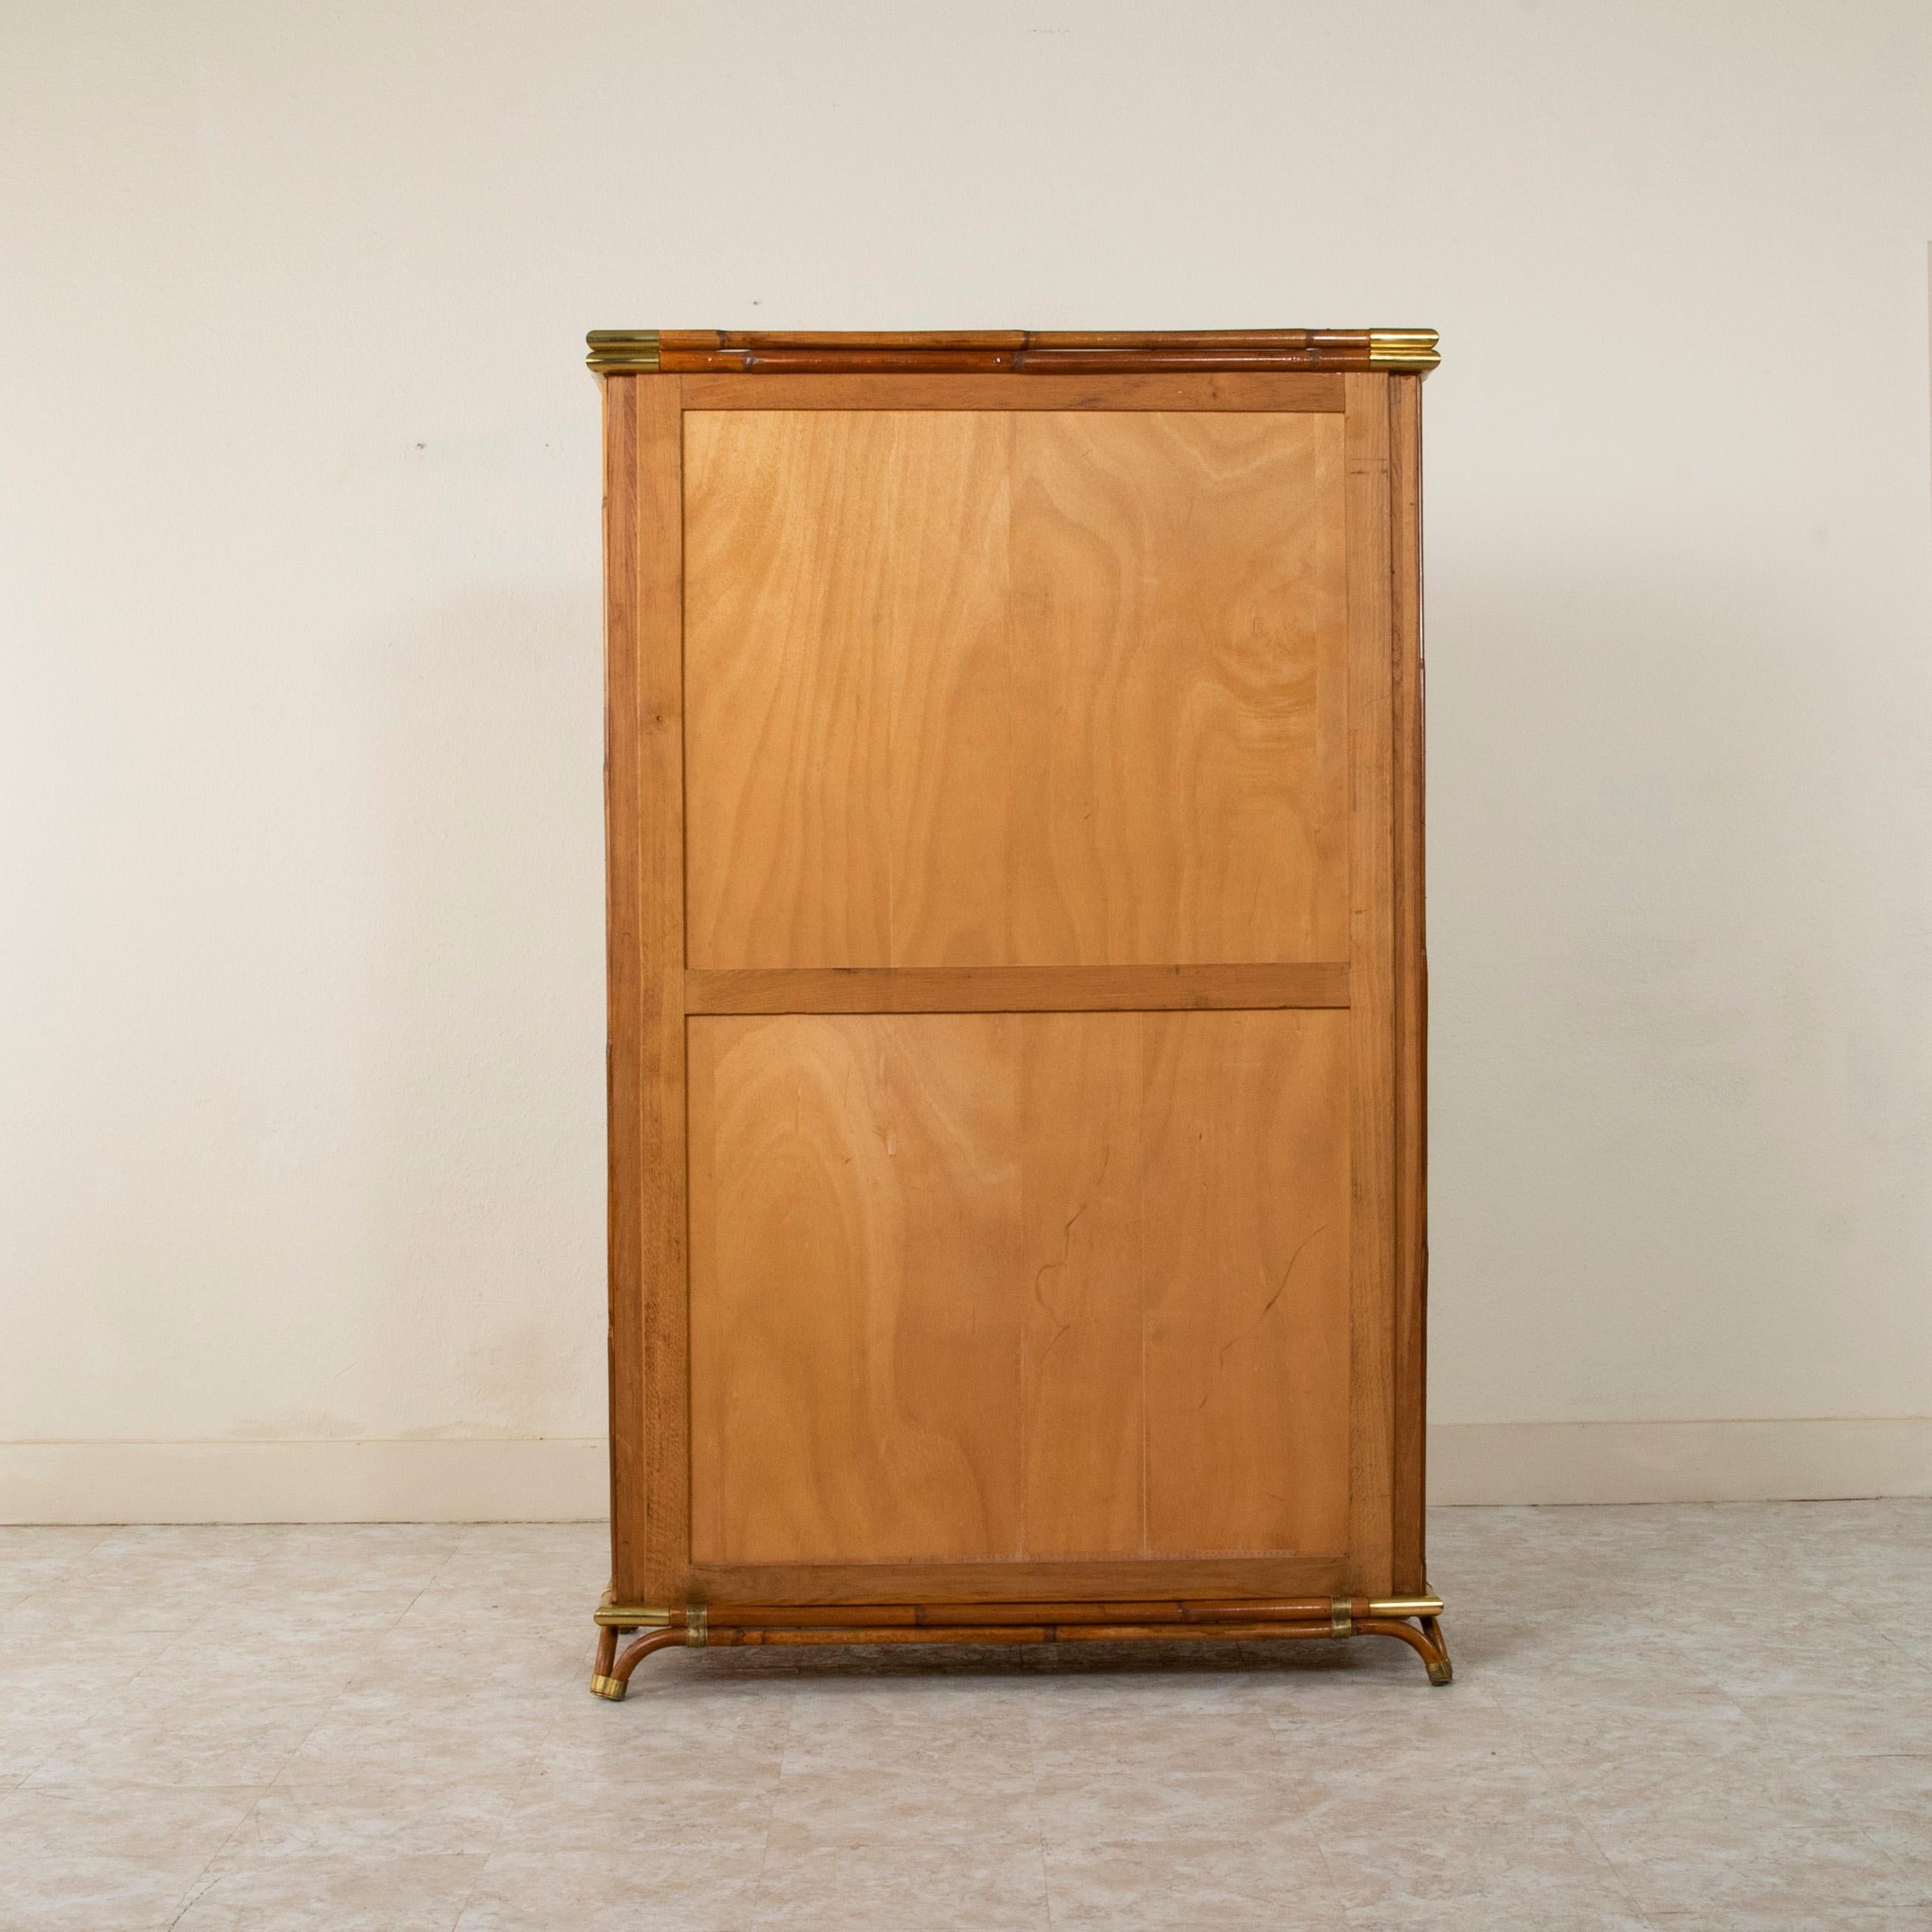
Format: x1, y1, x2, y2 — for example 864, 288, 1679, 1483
590, 1673, 627, 1701
1426, 1660, 1453, 1686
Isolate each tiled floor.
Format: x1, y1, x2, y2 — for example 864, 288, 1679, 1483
1, 1505, 1928, 1929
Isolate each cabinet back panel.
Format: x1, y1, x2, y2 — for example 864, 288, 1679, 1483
683, 409, 1348, 969
687, 1010, 1351, 1567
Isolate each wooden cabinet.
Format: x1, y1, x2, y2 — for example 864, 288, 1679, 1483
586, 329, 1448, 1696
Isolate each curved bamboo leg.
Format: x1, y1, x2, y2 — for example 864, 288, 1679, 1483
1355, 1616, 1453, 1685
590, 1626, 688, 1701
589, 1624, 621, 1700
1418, 1614, 1453, 1685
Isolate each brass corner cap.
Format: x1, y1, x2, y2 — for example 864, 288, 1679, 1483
1367, 329, 1441, 372
593, 1602, 673, 1629
587, 329, 661, 373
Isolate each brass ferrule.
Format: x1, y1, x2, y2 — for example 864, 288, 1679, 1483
685, 1604, 708, 1648
593, 1604, 674, 1629
1365, 1596, 1445, 1619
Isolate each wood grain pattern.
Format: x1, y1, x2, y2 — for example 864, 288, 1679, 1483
1018, 1014, 1143, 1556
687, 1014, 1025, 1565
683, 408, 1348, 970
686, 1010, 1352, 1570
678, 372, 1344, 412
697, 1595, 1365, 1627
1009, 411, 1348, 966
683, 963, 1350, 1015
603, 373, 688, 1603
686, 1553, 1349, 1609
1345, 372, 1398, 1597
634, 377, 689, 1602
601, 377, 644, 1600
1142, 1011, 1352, 1556
1390, 371, 1429, 1593
683, 409, 1009, 967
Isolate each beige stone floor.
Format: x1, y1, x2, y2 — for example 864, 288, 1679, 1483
1, 1504, 1928, 1929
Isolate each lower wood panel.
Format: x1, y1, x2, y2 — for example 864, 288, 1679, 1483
686, 1010, 1353, 1572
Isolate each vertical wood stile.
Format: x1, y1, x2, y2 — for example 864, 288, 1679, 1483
1389, 373, 1429, 1593
607, 374, 688, 1601
603, 377, 644, 1598
1344, 373, 1397, 1596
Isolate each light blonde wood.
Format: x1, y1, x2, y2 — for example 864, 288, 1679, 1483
688, 1010, 1352, 1568
1142, 1011, 1352, 1556
1018, 1014, 1144, 1556
1345, 372, 1398, 1597
683, 409, 1008, 968
1009, 412, 1348, 966
687, 1014, 1025, 1565
679, 371, 1345, 411
683, 409, 1348, 970
683, 963, 1350, 1015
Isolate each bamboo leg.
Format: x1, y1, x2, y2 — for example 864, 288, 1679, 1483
589, 1624, 621, 1700
1418, 1613, 1453, 1686
590, 1627, 689, 1701
1355, 1615, 1452, 1684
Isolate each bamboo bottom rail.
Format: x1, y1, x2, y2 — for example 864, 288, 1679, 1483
590, 1597, 1452, 1698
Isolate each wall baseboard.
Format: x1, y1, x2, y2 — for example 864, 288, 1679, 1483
1429, 1418, 1932, 1505
1, 1421, 1926, 1524
0, 1438, 607, 1524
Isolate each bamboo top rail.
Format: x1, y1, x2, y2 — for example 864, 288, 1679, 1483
586, 328, 1441, 375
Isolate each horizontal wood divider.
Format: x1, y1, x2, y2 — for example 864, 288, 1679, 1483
677, 372, 1345, 413
687, 1552, 1350, 1606
700, 1596, 1346, 1629
683, 963, 1350, 1015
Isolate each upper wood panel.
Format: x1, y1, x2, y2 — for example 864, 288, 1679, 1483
683, 407, 1348, 970
686, 1010, 1351, 1569
588, 328, 1441, 373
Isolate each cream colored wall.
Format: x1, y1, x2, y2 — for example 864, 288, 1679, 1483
4, 1, 1931, 1520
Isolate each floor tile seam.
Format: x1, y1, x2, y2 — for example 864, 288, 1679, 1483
464, 1626, 628, 1891
1851, 1818, 1932, 1888
1025, 1699, 1080, 1931
1249, 1690, 1348, 1821
1476, 1730, 1692, 1894
742, 1683, 807, 1911
187, 1617, 382, 1807
1869, 1624, 1932, 1679
0, 1536, 116, 1601
142, 1776, 286, 1930
162, 1834, 235, 1931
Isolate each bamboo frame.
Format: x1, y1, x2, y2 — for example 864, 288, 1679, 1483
589, 1594, 1452, 1697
